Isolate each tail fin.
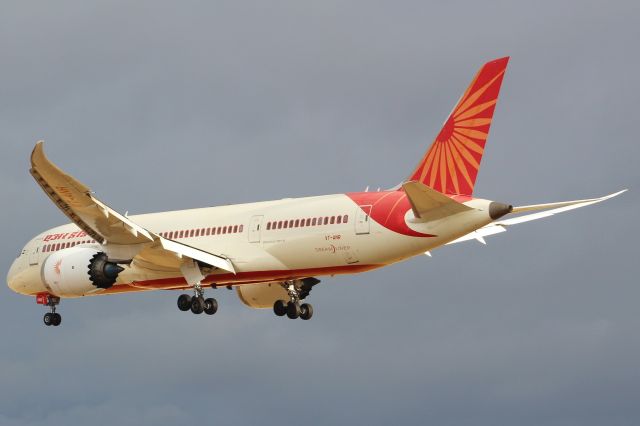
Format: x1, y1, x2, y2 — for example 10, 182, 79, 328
408, 57, 509, 196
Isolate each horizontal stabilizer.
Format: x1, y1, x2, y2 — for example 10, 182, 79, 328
510, 190, 627, 215
447, 189, 626, 245
402, 180, 472, 220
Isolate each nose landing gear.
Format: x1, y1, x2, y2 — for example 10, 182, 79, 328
37, 293, 61, 327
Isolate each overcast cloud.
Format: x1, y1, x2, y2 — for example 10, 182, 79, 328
1, 1, 639, 425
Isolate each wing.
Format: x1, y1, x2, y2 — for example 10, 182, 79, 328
446, 189, 627, 246
30, 141, 235, 275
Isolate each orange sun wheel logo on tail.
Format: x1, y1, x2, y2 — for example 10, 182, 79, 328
408, 57, 509, 196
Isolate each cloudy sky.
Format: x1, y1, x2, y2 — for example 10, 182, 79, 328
1, 1, 639, 425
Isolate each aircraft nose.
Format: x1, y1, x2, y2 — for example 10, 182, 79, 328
7, 259, 20, 292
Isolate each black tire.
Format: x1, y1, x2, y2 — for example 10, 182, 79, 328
177, 294, 192, 311
51, 313, 62, 326
204, 298, 218, 315
286, 301, 300, 319
43, 312, 53, 326
273, 300, 287, 317
300, 303, 313, 320
191, 296, 205, 314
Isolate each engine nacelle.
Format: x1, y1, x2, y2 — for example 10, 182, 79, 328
42, 247, 124, 297
236, 282, 290, 309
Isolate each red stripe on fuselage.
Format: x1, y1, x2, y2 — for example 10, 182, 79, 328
103, 263, 383, 293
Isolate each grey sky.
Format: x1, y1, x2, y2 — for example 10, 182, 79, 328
1, 1, 639, 425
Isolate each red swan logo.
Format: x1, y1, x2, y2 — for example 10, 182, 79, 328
346, 191, 436, 237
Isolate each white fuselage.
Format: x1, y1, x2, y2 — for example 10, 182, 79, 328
7, 192, 496, 298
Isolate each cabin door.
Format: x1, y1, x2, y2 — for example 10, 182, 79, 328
355, 205, 372, 235
29, 239, 42, 266
248, 215, 264, 243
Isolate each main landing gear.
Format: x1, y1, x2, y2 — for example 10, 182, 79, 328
177, 260, 218, 316
273, 278, 319, 320
37, 294, 62, 327
176, 282, 218, 316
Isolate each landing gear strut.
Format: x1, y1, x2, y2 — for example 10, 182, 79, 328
176, 282, 218, 316
37, 294, 61, 327
273, 279, 318, 320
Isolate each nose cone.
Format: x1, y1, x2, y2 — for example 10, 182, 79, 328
7, 259, 21, 293
6, 257, 44, 295
489, 202, 513, 220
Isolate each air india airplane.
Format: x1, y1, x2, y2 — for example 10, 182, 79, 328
6, 57, 625, 326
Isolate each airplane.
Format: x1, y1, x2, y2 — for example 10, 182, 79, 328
6, 57, 626, 327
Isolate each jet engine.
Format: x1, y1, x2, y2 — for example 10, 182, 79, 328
42, 247, 125, 297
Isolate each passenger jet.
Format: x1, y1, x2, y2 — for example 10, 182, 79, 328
6, 57, 625, 326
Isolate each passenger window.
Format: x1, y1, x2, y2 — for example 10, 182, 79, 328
277, 221, 282, 229
330, 216, 335, 224
239, 225, 243, 232
323, 217, 329, 225
233, 225, 238, 233
343, 214, 349, 223
311, 218, 316, 226
294, 219, 300, 227
337, 215, 342, 224
190, 230, 195, 237
283, 221, 288, 229
267, 222, 271, 230
195, 229, 200, 237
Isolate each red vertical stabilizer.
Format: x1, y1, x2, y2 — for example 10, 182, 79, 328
408, 57, 509, 196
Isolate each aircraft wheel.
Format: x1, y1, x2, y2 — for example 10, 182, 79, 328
299, 303, 313, 320
273, 300, 287, 317
204, 298, 218, 315
191, 296, 205, 314
286, 301, 300, 319
177, 294, 192, 311
43, 312, 53, 326
51, 313, 62, 326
